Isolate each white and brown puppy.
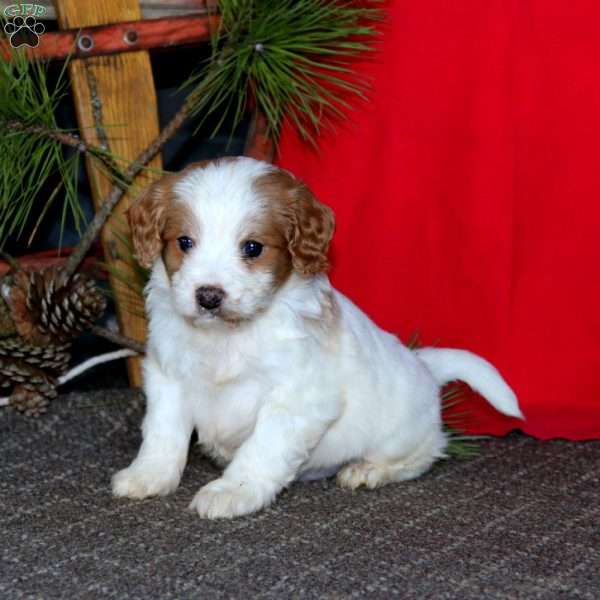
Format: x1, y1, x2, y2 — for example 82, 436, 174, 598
113, 157, 522, 519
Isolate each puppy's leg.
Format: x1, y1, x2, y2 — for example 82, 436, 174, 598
112, 361, 193, 499
337, 429, 447, 490
190, 400, 337, 519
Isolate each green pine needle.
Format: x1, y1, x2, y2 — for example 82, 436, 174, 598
96, 212, 150, 319
184, 0, 382, 144
0, 50, 77, 247
442, 384, 487, 459
406, 333, 487, 458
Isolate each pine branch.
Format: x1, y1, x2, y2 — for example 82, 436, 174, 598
183, 0, 382, 143
1, 118, 124, 181
442, 384, 486, 458
408, 339, 483, 459
2, 119, 87, 152
63, 97, 195, 279
91, 325, 146, 354
0, 52, 87, 245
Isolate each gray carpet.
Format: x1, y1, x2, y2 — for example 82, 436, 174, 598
2, 389, 599, 600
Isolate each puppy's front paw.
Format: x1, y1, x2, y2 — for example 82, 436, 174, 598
112, 462, 181, 499
189, 478, 274, 519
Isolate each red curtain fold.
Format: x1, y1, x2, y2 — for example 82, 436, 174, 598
276, 0, 600, 440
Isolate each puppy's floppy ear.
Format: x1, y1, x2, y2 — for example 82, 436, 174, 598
127, 178, 170, 269
286, 182, 335, 276
255, 168, 335, 276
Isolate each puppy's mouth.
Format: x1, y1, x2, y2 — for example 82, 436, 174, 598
191, 305, 248, 328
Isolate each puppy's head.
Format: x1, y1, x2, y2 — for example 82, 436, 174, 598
128, 157, 334, 326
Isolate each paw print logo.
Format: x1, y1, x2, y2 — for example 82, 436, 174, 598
3, 15, 45, 48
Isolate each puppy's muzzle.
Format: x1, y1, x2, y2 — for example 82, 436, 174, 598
196, 285, 226, 311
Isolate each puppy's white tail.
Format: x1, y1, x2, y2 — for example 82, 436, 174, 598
415, 347, 523, 419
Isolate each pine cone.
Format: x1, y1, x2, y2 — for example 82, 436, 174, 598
10, 382, 57, 417
7, 267, 106, 344
0, 342, 64, 417
0, 294, 17, 338
0, 338, 70, 379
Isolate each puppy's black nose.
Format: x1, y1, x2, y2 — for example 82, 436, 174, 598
196, 285, 225, 310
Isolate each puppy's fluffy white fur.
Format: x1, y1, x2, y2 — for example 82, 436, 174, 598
112, 157, 522, 519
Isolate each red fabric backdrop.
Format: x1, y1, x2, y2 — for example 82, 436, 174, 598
276, 0, 600, 440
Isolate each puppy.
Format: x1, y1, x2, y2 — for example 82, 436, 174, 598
112, 157, 522, 519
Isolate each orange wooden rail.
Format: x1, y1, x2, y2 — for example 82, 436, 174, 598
0, 14, 218, 61
0, 248, 101, 277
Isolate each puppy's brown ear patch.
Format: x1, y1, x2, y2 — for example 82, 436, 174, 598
288, 184, 335, 276
127, 179, 171, 269
256, 170, 335, 277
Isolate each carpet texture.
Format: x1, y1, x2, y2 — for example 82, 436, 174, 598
2, 390, 599, 599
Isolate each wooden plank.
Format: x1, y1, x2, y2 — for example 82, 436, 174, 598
55, 0, 163, 387
1, 0, 210, 20
0, 15, 217, 62
245, 110, 274, 163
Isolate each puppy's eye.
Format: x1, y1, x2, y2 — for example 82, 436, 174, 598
177, 236, 194, 252
242, 240, 263, 258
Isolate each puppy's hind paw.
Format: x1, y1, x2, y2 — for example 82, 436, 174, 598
112, 463, 181, 499
336, 461, 387, 490
189, 477, 274, 519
